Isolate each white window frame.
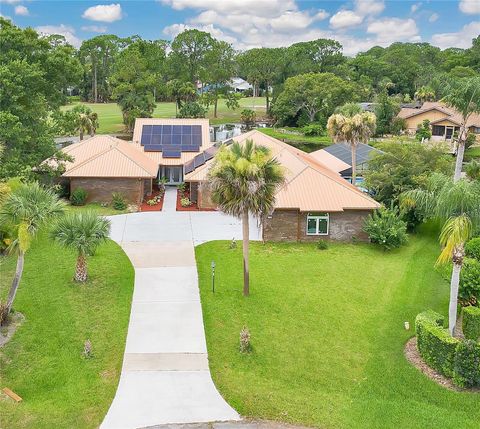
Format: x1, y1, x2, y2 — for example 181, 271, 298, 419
306, 213, 329, 236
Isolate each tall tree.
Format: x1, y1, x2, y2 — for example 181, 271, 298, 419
442, 76, 480, 182
327, 111, 376, 183
208, 140, 285, 296
51, 211, 111, 282
0, 183, 65, 320
401, 174, 480, 334
169, 29, 214, 84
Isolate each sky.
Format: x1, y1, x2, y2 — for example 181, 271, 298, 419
0, 0, 479, 55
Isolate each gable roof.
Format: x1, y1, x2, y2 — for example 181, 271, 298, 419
49, 135, 158, 178
185, 130, 380, 212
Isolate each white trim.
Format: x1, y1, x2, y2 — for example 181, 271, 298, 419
306, 213, 329, 236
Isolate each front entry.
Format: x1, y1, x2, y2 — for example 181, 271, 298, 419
160, 166, 183, 185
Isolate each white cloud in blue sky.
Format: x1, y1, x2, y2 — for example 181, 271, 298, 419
2, 1, 478, 54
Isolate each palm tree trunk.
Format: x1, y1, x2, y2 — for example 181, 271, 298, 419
214, 97, 218, 118
454, 126, 466, 183
265, 81, 270, 112
80, 129, 84, 141
242, 208, 250, 297
448, 262, 461, 335
4, 251, 25, 318
351, 143, 357, 185
93, 62, 98, 103
75, 254, 88, 282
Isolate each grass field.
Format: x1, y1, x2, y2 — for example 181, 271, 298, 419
195, 226, 479, 429
258, 127, 332, 152
0, 231, 134, 428
62, 97, 267, 134
465, 146, 480, 161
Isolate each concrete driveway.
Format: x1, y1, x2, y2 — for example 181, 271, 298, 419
101, 188, 261, 429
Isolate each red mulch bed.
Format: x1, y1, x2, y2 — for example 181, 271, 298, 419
176, 189, 216, 212
140, 189, 164, 212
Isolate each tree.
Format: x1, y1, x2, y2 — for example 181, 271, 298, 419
53, 104, 99, 139
272, 72, 355, 125
415, 119, 432, 141
374, 90, 401, 136
441, 76, 480, 182
0, 183, 65, 320
208, 140, 285, 296
415, 86, 435, 102
327, 112, 376, 183
335, 102, 362, 116
50, 211, 110, 282
401, 174, 480, 334
166, 79, 196, 115
169, 29, 214, 83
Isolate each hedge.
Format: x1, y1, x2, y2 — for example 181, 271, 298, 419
453, 340, 480, 388
415, 310, 460, 377
463, 306, 480, 341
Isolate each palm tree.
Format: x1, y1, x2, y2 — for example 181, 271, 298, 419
441, 77, 480, 182
401, 174, 480, 334
208, 140, 285, 296
0, 183, 65, 320
78, 113, 95, 141
327, 112, 376, 184
50, 211, 111, 282
414, 86, 435, 103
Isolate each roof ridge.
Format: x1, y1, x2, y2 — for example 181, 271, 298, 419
114, 142, 156, 176
63, 144, 115, 175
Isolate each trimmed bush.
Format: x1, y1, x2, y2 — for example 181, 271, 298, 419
111, 192, 127, 211
363, 206, 408, 250
465, 237, 480, 261
415, 310, 460, 377
460, 258, 480, 304
70, 187, 87, 206
453, 340, 480, 388
463, 306, 480, 341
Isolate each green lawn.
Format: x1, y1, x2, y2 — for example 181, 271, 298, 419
195, 226, 479, 429
0, 231, 134, 428
258, 127, 332, 153
62, 97, 266, 134
465, 146, 480, 161
65, 202, 131, 216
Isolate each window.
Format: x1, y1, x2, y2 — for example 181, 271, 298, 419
306, 213, 329, 236
432, 125, 445, 136
472, 127, 480, 134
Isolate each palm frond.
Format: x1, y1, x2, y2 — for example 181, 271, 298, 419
436, 215, 472, 265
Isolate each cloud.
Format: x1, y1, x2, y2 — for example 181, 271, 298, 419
367, 18, 419, 42
36, 24, 82, 47
459, 0, 480, 15
14, 5, 28, 16
410, 3, 421, 13
81, 25, 108, 33
0, 0, 21, 3
329, 0, 384, 30
431, 21, 480, 49
429, 13, 439, 23
82, 3, 122, 23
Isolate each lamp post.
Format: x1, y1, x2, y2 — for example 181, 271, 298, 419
211, 260, 216, 293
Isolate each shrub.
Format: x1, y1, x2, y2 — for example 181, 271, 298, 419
239, 326, 252, 353
317, 240, 328, 250
240, 109, 256, 130
70, 187, 87, 206
415, 310, 460, 377
302, 123, 323, 136
460, 258, 480, 304
111, 192, 127, 210
465, 159, 480, 181
390, 117, 406, 136
177, 102, 207, 119
465, 237, 480, 261
453, 340, 480, 388
177, 182, 186, 194
463, 306, 480, 341
415, 119, 431, 141
146, 199, 158, 206
180, 197, 192, 207
363, 206, 408, 250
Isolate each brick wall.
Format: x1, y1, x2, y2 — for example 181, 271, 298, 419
263, 209, 371, 242
70, 177, 145, 204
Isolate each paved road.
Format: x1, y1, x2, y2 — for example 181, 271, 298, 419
101, 187, 261, 429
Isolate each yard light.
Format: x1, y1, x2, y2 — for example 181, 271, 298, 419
211, 260, 216, 293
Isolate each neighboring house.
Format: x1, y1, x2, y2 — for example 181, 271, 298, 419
184, 130, 380, 242
229, 77, 252, 93
398, 101, 480, 142
310, 143, 382, 180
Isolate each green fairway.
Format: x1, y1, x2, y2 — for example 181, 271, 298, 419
258, 127, 332, 152
195, 226, 479, 429
0, 232, 134, 428
62, 97, 267, 134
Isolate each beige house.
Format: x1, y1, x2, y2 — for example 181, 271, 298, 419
184, 130, 380, 242
398, 102, 480, 142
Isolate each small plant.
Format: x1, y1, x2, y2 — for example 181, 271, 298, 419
111, 192, 127, 210
363, 206, 408, 250
147, 199, 158, 206
317, 239, 328, 250
229, 238, 237, 249
70, 187, 88, 206
465, 237, 480, 261
239, 326, 252, 353
180, 197, 192, 207
177, 182, 186, 195
83, 339, 93, 359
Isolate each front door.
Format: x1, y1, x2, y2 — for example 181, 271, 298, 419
161, 166, 183, 184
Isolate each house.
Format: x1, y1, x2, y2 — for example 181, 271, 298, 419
310, 143, 382, 180
398, 101, 480, 142
229, 77, 252, 93
184, 130, 380, 242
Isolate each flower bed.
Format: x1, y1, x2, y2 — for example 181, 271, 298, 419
176, 189, 216, 212
140, 189, 164, 212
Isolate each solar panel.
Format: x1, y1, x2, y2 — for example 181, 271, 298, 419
163, 149, 181, 158
141, 124, 204, 154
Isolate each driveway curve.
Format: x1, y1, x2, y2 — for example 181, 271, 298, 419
101, 187, 261, 429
